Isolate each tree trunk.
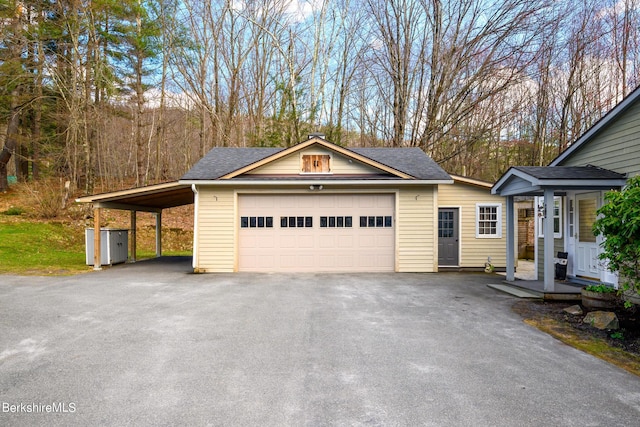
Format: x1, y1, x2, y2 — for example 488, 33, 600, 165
0, 89, 21, 192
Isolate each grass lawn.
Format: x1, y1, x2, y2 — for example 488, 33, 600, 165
0, 220, 89, 275
0, 219, 192, 275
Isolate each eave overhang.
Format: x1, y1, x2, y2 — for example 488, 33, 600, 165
180, 179, 454, 187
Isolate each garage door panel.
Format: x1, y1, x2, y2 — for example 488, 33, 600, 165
297, 236, 315, 248
337, 235, 353, 248
318, 235, 335, 248
376, 235, 394, 246
358, 235, 375, 248
337, 196, 354, 208
358, 196, 375, 208
279, 235, 298, 248
318, 195, 336, 208
239, 194, 394, 272
253, 234, 273, 248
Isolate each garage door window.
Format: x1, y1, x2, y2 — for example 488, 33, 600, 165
280, 216, 313, 228
241, 216, 273, 228
359, 216, 392, 227
320, 216, 353, 227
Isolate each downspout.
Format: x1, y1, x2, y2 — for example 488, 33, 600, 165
191, 184, 199, 271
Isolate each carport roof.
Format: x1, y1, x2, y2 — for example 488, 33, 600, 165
75, 181, 193, 212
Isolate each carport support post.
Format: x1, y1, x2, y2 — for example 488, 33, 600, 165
155, 211, 162, 257
506, 196, 515, 282
543, 188, 555, 292
93, 207, 102, 270
130, 210, 137, 262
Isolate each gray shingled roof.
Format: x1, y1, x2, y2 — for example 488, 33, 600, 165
181, 145, 451, 181
351, 147, 451, 180
513, 165, 626, 180
181, 147, 283, 180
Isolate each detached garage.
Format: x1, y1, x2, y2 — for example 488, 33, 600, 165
180, 135, 453, 273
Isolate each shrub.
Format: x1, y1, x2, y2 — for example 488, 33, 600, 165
584, 284, 617, 293
22, 179, 64, 219
593, 175, 640, 301
2, 206, 25, 216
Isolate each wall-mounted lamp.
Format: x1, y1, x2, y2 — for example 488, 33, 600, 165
309, 185, 324, 191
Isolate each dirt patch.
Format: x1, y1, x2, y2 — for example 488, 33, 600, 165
513, 300, 640, 375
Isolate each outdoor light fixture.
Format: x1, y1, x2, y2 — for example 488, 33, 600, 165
309, 185, 324, 191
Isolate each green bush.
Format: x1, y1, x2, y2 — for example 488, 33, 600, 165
584, 284, 617, 293
593, 175, 640, 301
2, 206, 25, 216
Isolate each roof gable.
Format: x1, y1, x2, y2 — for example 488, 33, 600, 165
219, 138, 414, 179
180, 137, 451, 181
246, 146, 387, 176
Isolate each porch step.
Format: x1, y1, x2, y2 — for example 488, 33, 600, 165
487, 284, 543, 299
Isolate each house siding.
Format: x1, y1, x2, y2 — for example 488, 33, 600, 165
438, 182, 507, 268
397, 186, 437, 272
558, 100, 640, 176
194, 186, 235, 272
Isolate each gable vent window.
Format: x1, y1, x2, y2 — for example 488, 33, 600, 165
301, 154, 331, 173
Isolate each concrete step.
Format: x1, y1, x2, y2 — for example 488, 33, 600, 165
487, 284, 543, 299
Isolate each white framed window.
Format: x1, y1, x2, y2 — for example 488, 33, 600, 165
476, 203, 502, 238
537, 196, 562, 238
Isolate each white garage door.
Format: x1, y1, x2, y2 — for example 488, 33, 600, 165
238, 194, 394, 272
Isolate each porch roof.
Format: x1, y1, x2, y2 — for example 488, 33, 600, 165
491, 165, 627, 197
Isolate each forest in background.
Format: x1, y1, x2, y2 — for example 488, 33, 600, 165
1, 0, 640, 194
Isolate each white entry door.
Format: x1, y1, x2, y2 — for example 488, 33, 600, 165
575, 192, 600, 279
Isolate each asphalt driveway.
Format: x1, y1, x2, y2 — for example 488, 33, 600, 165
1, 257, 639, 426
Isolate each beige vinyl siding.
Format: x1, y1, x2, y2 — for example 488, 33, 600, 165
438, 182, 507, 268
194, 186, 235, 272
559, 100, 640, 176
247, 148, 381, 175
397, 186, 436, 272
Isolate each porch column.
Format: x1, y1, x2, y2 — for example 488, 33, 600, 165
93, 207, 102, 270
506, 196, 515, 281
155, 211, 162, 257
130, 210, 137, 262
543, 188, 555, 292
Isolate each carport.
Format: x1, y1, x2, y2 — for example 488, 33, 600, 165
75, 182, 194, 269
